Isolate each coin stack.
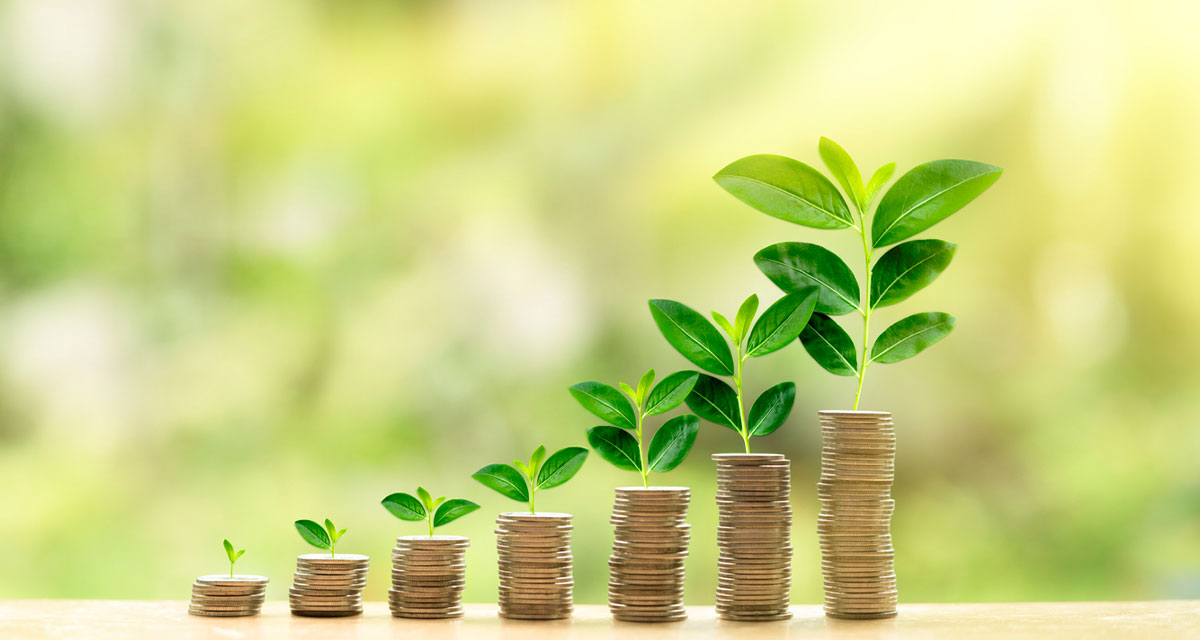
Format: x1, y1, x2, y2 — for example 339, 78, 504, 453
388, 535, 469, 619
288, 553, 370, 617
817, 410, 897, 619
713, 453, 793, 621
495, 512, 574, 620
607, 486, 691, 622
188, 575, 268, 617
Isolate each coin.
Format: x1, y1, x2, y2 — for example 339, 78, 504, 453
187, 575, 268, 617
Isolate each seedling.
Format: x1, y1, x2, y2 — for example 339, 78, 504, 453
382, 488, 480, 536
222, 539, 245, 579
649, 289, 817, 453
294, 518, 347, 558
472, 445, 588, 513
569, 369, 700, 487
713, 137, 1002, 409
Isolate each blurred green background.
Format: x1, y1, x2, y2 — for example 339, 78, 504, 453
2, 0, 1198, 604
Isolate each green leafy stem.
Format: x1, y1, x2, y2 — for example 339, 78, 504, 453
472, 445, 589, 513
714, 137, 1002, 409
569, 369, 700, 487
294, 518, 346, 558
222, 539, 245, 579
648, 290, 816, 452
381, 488, 480, 536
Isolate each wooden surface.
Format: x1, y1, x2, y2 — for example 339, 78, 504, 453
1, 601, 1197, 639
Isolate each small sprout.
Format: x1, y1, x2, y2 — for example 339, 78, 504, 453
382, 487, 480, 537
222, 539, 245, 579
570, 369, 701, 487
473, 445, 588, 514
295, 518, 345, 558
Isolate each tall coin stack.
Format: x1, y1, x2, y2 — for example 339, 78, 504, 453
607, 486, 691, 622
389, 535, 469, 619
495, 512, 574, 620
817, 410, 897, 619
713, 453, 793, 621
288, 553, 369, 617
188, 575, 267, 617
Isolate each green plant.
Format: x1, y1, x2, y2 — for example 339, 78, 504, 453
381, 488, 480, 536
472, 445, 588, 513
648, 289, 817, 452
570, 369, 700, 488
222, 539, 245, 578
294, 518, 347, 558
714, 137, 1002, 409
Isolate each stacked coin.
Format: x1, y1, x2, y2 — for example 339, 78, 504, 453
607, 486, 690, 622
288, 553, 369, 617
713, 453, 793, 621
388, 535, 469, 619
188, 575, 268, 617
817, 410, 897, 619
495, 512, 573, 620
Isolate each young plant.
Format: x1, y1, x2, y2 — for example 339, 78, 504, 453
294, 518, 347, 558
222, 539, 245, 579
569, 369, 701, 488
381, 488, 480, 537
714, 137, 1002, 409
649, 289, 818, 453
472, 445, 588, 513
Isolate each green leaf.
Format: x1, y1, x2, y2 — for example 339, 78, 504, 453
324, 519, 337, 541
799, 313, 858, 376
416, 487, 434, 512
635, 369, 655, 406
865, 162, 896, 203
432, 499, 480, 528
223, 539, 235, 562
233, 549, 245, 561
818, 137, 866, 211
711, 311, 735, 339
747, 382, 795, 436
587, 426, 642, 471
872, 160, 1003, 247
746, 289, 818, 358
568, 381, 637, 429
381, 492, 427, 521
644, 370, 700, 416
871, 239, 956, 308
713, 154, 854, 229
619, 382, 637, 403
513, 460, 531, 477
685, 374, 741, 432
647, 414, 699, 472
529, 445, 546, 476
871, 312, 956, 364
536, 447, 589, 489
335, 528, 346, 541
295, 520, 331, 549
648, 299, 735, 376
472, 463, 530, 503
432, 496, 446, 509
755, 242, 861, 316
732, 294, 759, 345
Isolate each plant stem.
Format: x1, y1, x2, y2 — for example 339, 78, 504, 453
330, 541, 335, 559
428, 514, 434, 537
230, 563, 234, 579
529, 487, 536, 514
733, 344, 750, 453
635, 409, 649, 488
853, 206, 873, 411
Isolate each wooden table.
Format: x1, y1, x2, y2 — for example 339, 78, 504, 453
1, 601, 1197, 639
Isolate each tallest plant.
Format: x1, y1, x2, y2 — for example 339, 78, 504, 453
714, 137, 1002, 408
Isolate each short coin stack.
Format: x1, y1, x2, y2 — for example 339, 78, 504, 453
495, 512, 574, 620
607, 486, 691, 622
817, 410, 897, 619
289, 553, 369, 617
713, 453, 793, 621
188, 575, 267, 617
389, 536, 469, 619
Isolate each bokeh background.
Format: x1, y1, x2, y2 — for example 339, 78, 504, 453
2, 0, 1199, 604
